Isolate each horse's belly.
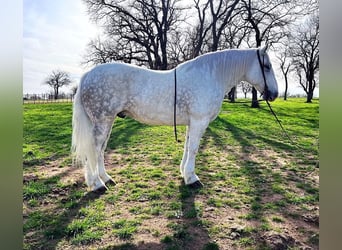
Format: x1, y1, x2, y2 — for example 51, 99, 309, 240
124, 89, 189, 125
129, 110, 189, 126
126, 100, 188, 125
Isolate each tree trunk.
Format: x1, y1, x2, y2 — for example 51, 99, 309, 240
228, 87, 236, 102
54, 87, 59, 100
160, 1, 168, 70
306, 73, 315, 102
306, 89, 313, 103
284, 75, 288, 100
251, 87, 260, 108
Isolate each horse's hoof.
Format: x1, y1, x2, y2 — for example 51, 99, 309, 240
188, 180, 204, 189
117, 112, 126, 118
92, 185, 107, 195
105, 179, 116, 186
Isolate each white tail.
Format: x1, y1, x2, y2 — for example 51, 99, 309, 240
71, 77, 97, 186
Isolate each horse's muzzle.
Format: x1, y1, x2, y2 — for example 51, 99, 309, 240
264, 90, 278, 102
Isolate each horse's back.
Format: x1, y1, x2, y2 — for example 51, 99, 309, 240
82, 63, 170, 90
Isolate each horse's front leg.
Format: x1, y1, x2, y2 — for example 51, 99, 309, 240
183, 118, 209, 187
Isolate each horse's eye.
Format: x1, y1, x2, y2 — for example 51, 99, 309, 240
264, 64, 271, 71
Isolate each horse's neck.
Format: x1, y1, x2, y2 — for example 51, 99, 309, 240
210, 50, 252, 93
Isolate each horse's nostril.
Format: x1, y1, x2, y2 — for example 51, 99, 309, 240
269, 95, 277, 102
266, 91, 277, 102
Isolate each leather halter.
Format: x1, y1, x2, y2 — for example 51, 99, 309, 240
256, 49, 269, 99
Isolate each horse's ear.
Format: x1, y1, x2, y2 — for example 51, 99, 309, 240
261, 44, 268, 54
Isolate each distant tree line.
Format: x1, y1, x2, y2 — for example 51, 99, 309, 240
80, 0, 319, 103
23, 93, 74, 104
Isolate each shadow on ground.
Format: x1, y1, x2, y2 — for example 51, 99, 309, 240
101, 183, 215, 250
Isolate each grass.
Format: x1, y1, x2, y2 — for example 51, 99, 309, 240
23, 98, 319, 250
112, 219, 141, 239
23, 103, 72, 165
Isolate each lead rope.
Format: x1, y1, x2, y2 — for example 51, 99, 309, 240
174, 68, 178, 142
265, 97, 317, 177
256, 49, 297, 147
256, 50, 316, 176
265, 99, 297, 146
256, 50, 297, 145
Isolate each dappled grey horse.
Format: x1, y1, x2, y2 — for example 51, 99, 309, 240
72, 47, 278, 192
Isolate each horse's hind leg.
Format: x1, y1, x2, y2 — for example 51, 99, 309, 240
93, 118, 115, 189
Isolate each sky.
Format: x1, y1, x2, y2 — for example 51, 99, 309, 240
23, 0, 318, 97
23, 0, 99, 94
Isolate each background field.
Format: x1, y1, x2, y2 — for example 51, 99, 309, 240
23, 98, 319, 250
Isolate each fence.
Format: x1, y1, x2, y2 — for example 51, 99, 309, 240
23, 94, 74, 104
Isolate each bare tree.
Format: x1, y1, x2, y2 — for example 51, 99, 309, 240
208, 0, 240, 51
83, 37, 137, 65
290, 13, 319, 103
240, 0, 309, 107
276, 44, 292, 100
222, 13, 250, 49
166, 28, 197, 67
239, 81, 252, 98
83, 0, 185, 70
190, 0, 240, 58
43, 70, 71, 99
190, 0, 211, 57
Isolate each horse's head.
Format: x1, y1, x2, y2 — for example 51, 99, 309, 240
245, 46, 278, 102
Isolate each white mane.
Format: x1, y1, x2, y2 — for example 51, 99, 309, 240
179, 49, 254, 93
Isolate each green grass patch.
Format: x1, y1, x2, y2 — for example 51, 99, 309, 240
23, 103, 72, 165
23, 99, 319, 249
112, 219, 141, 239
23, 181, 51, 199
